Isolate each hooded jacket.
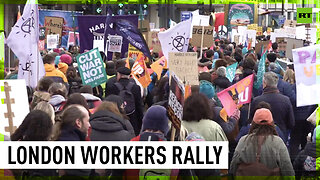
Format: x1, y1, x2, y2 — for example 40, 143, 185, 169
44, 64, 68, 83
293, 142, 320, 177
49, 95, 66, 112
230, 135, 295, 177
90, 110, 135, 141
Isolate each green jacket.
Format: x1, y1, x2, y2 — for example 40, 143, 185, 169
182, 119, 228, 141
230, 134, 295, 178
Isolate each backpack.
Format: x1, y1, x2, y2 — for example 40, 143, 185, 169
235, 136, 281, 180
115, 82, 136, 115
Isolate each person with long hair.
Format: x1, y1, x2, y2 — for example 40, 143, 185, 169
230, 108, 295, 178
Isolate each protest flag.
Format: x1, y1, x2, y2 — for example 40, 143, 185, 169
217, 74, 254, 116
150, 56, 167, 80
158, 18, 192, 60
226, 62, 238, 82
254, 47, 267, 89
131, 53, 152, 88
104, 16, 152, 61
6, 0, 45, 88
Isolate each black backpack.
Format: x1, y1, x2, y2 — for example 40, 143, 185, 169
115, 82, 136, 115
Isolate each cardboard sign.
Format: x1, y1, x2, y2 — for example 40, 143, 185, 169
108, 35, 123, 53
167, 72, 185, 130
169, 52, 199, 85
255, 40, 270, 55
284, 26, 296, 38
190, 26, 214, 48
44, 16, 63, 44
247, 24, 258, 30
0, 80, 30, 136
46, 34, 59, 49
286, 38, 304, 60
246, 29, 257, 47
292, 45, 320, 107
147, 31, 162, 53
76, 48, 107, 87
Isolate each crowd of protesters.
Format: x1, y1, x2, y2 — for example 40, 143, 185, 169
3, 36, 320, 180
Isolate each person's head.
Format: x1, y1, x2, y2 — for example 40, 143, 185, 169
272, 42, 278, 51
199, 72, 212, 82
191, 85, 200, 94
116, 67, 131, 81
115, 59, 126, 69
263, 71, 279, 89
206, 50, 214, 59
60, 54, 72, 66
283, 69, 295, 84
104, 95, 126, 115
249, 108, 277, 136
48, 83, 68, 98
66, 66, 79, 80
214, 59, 228, 70
105, 61, 116, 76
64, 93, 89, 111
11, 110, 53, 141
267, 53, 277, 63
242, 57, 256, 70
183, 93, 213, 122
60, 105, 90, 136
95, 101, 123, 117
33, 101, 55, 124
43, 54, 55, 64
37, 76, 54, 92
216, 66, 227, 77
199, 80, 215, 99
80, 85, 93, 94
141, 105, 169, 135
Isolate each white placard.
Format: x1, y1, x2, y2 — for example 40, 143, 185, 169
46, 34, 59, 49
108, 35, 123, 53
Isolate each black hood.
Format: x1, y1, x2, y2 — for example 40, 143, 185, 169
90, 110, 127, 132
213, 76, 231, 89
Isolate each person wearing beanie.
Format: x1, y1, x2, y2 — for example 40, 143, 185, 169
199, 80, 215, 99
293, 125, 320, 177
58, 62, 68, 75
230, 107, 295, 177
60, 54, 72, 66
55, 56, 61, 66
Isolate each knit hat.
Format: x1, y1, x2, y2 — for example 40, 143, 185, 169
253, 108, 273, 125
58, 63, 68, 74
312, 125, 320, 143
55, 56, 61, 66
186, 132, 205, 141
199, 80, 215, 99
60, 54, 72, 65
141, 105, 169, 135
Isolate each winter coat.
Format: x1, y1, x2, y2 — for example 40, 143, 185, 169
89, 110, 135, 141
182, 119, 228, 141
212, 106, 238, 138
230, 134, 295, 177
30, 91, 51, 109
105, 78, 144, 135
250, 86, 295, 136
277, 79, 295, 105
44, 64, 68, 83
49, 95, 66, 113
293, 142, 320, 177
212, 76, 231, 93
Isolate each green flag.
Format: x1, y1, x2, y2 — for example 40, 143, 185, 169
254, 47, 267, 89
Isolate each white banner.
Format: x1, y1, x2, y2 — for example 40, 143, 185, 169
47, 34, 59, 49
108, 35, 123, 53
0, 141, 229, 169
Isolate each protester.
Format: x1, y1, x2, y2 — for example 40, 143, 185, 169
63, 93, 90, 112
250, 72, 295, 143
104, 94, 128, 119
79, 85, 102, 110
182, 93, 228, 141
30, 76, 54, 109
43, 54, 68, 83
48, 82, 68, 113
105, 67, 144, 135
90, 101, 135, 141
33, 101, 55, 125
230, 108, 295, 178
66, 66, 83, 94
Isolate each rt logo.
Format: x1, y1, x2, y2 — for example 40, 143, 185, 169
297, 8, 313, 23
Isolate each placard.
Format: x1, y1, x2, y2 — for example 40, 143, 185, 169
147, 31, 162, 53
67, 32, 80, 48
108, 35, 123, 53
167, 72, 185, 130
284, 26, 296, 38
168, 52, 199, 85
46, 34, 59, 49
286, 38, 304, 60
255, 40, 270, 55
0, 80, 30, 137
44, 16, 63, 44
190, 26, 214, 48
76, 48, 108, 87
